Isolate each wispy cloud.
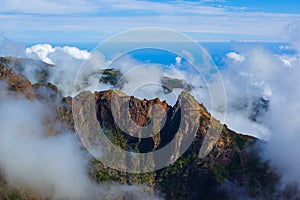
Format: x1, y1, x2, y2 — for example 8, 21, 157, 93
0, 0, 228, 16
0, 0, 99, 15
0, 0, 299, 42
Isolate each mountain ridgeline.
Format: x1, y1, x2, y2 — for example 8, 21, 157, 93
0, 57, 287, 199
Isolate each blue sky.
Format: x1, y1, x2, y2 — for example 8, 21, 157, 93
0, 0, 299, 43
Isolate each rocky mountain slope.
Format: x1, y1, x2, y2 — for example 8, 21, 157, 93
0, 57, 285, 199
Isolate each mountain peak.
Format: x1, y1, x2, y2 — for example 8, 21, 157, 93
0, 57, 280, 200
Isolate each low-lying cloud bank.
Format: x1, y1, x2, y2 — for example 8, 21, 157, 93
220, 24, 300, 194
0, 82, 161, 199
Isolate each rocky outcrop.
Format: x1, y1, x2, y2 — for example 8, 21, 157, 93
0, 56, 53, 83
0, 60, 35, 99
161, 76, 192, 93
0, 60, 73, 134
85, 89, 278, 199
99, 68, 126, 89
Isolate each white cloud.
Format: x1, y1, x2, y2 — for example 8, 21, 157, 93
218, 25, 300, 193
26, 44, 56, 64
0, 0, 299, 42
0, 0, 99, 15
278, 54, 298, 67
26, 44, 91, 64
226, 52, 245, 62
60, 46, 90, 60
0, 83, 159, 200
0, 0, 227, 16
175, 56, 182, 65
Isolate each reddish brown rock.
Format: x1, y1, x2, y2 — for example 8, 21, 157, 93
0, 61, 35, 99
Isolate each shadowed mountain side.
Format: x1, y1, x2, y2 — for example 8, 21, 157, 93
74, 89, 278, 199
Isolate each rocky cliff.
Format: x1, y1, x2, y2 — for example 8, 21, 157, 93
86, 90, 278, 199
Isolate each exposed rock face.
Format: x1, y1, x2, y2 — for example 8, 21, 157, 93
161, 76, 193, 94
0, 60, 35, 99
88, 89, 278, 199
0, 60, 74, 134
0, 56, 53, 83
0, 57, 281, 200
99, 68, 126, 89
95, 90, 170, 152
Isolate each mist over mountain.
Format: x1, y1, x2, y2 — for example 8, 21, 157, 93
0, 57, 278, 199
1, 31, 300, 199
